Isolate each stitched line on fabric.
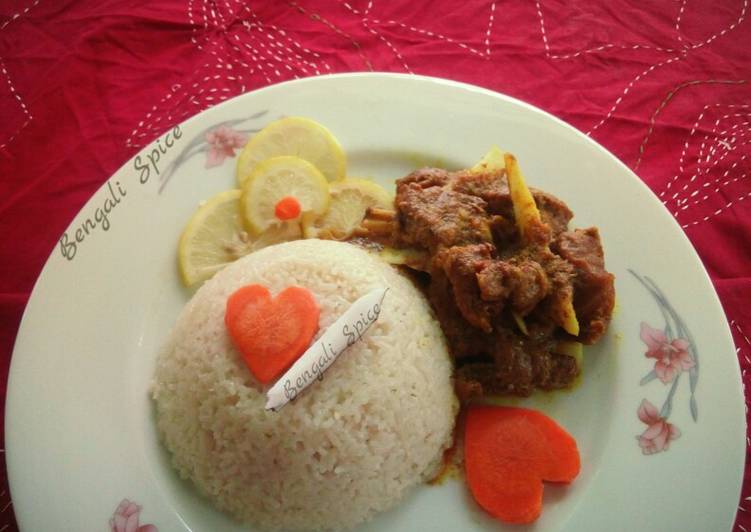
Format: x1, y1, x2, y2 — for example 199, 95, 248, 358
485, 1, 496, 57
369, 17, 486, 58
337, 1, 412, 72
660, 102, 749, 197
257, 18, 331, 72
0, 0, 40, 31
534, 0, 750, 138
241, 2, 329, 75
0, 56, 32, 150
732, 320, 751, 351
675, 154, 748, 212
636, 80, 748, 170
663, 105, 751, 227
586, 54, 684, 135
679, 116, 751, 206
675, 0, 688, 47
338, 0, 498, 69
680, 189, 751, 229
128, 0, 334, 148
676, 112, 750, 196
363, 20, 412, 73
535, 0, 748, 60
286, 0, 374, 71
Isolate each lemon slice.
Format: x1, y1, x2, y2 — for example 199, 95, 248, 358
178, 189, 301, 287
236, 116, 346, 186
241, 155, 330, 234
302, 178, 393, 239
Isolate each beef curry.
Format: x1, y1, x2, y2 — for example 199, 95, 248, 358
357, 151, 615, 399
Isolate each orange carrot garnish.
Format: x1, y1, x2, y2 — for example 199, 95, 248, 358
464, 406, 580, 524
274, 196, 302, 220
225, 284, 319, 384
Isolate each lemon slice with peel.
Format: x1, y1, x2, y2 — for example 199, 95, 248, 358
178, 189, 301, 287
241, 155, 330, 234
236, 116, 346, 187
302, 178, 393, 239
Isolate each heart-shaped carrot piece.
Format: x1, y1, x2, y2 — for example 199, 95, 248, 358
225, 284, 320, 384
464, 406, 580, 524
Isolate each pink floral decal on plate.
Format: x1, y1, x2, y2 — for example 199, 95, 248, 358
205, 125, 248, 168
156, 110, 269, 193
641, 322, 695, 384
630, 270, 698, 455
637, 398, 681, 454
110, 499, 157, 532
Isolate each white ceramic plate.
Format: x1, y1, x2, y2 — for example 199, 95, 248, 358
6, 74, 745, 532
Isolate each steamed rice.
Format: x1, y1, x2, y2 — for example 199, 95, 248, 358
152, 239, 458, 530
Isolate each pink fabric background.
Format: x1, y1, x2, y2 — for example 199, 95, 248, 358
1, 1, 749, 530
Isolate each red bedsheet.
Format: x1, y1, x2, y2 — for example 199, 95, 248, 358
1, 1, 749, 530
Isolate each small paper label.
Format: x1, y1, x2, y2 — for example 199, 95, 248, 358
265, 287, 388, 411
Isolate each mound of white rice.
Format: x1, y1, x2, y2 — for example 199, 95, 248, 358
152, 239, 457, 531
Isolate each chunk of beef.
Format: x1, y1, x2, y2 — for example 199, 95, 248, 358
448, 170, 573, 235
511, 260, 552, 314
395, 182, 492, 250
536, 253, 576, 329
455, 327, 579, 398
396, 168, 572, 252
427, 272, 490, 360
552, 228, 615, 343
476, 259, 550, 316
475, 261, 510, 302
430, 280, 580, 399
450, 170, 511, 213
532, 189, 573, 236
434, 244, 496, 332
489, 214, 519, 250
396, 167, 452, 192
